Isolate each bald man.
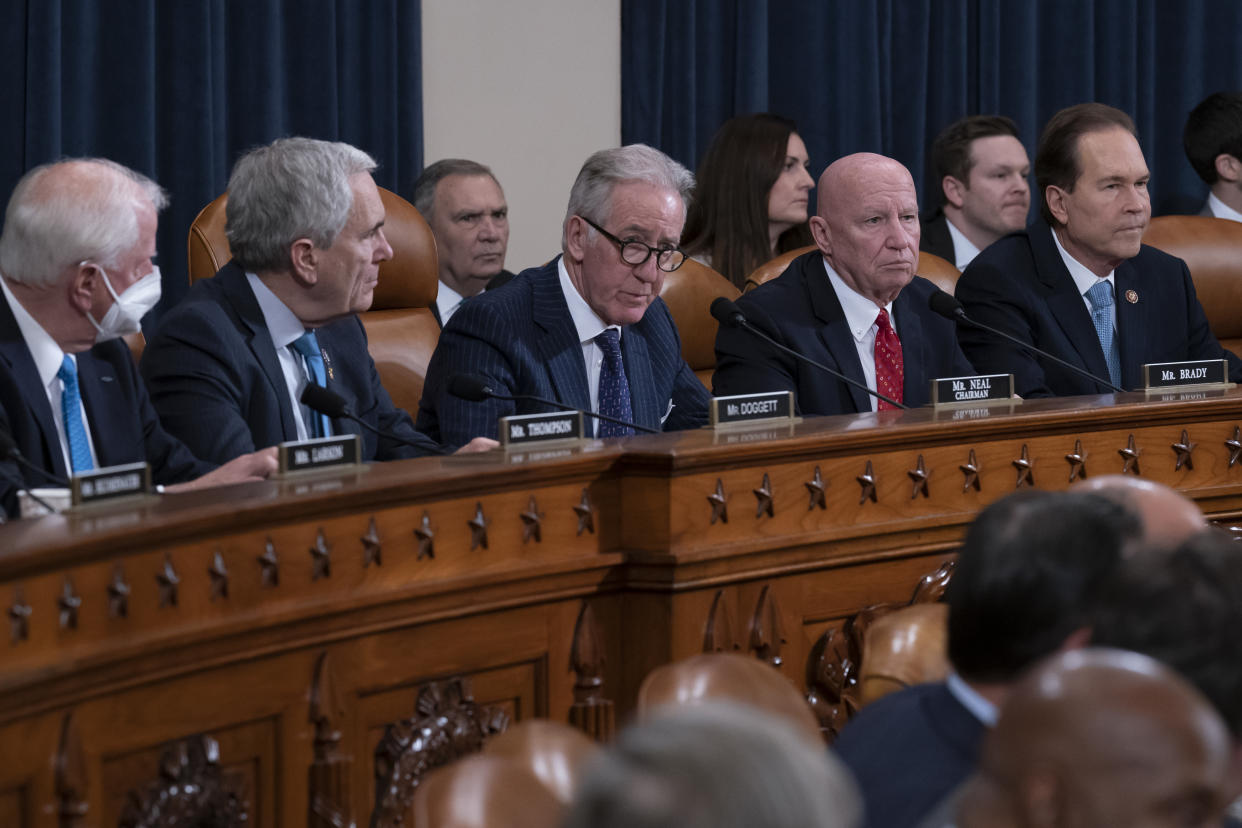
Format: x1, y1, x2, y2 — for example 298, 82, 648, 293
1073, 474, 1205, 551
714, 152, 975, 415
939, 648, 1234, 828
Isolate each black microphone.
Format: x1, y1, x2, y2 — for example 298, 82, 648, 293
446, 374, 659, 435
928, 290, 1124, 394
709, 297, 909, 411
299, 385, 451, 456
0, 426, 71, 487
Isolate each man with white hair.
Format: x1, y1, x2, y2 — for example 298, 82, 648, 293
0, 158, 275, 516
416, 144, 711, 445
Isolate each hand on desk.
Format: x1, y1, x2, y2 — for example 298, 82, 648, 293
166, 447, 279, 493
455, 437, 500, 454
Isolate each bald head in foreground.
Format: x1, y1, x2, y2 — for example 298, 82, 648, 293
948, 648, 1233, 828
1073, 474, 1205, 551
714, 152, 975, 415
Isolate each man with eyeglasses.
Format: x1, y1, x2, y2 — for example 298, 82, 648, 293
714, 152, 974, 415
416, 144, 711, 444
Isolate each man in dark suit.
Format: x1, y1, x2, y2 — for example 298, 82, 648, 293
142, 138, 493, 463
833, 490, 1137, 828
1184, 92, 1242, 222
0, 159, 275, 517
921, 115, 1031, 269
713, 153, 975, 415
956, 102, 1242, 399
416, 145, 710, 445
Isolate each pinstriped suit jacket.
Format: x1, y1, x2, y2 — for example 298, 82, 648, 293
415, 258, 710, 445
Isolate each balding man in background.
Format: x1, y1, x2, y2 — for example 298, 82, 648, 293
713, 152, 974, 415
1073, 474, 1206, 550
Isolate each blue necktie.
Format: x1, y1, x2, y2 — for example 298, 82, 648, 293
291, 330, 332, 438
1085, 280, 1122, 388
594, 329, 634, 438
57, 355, 94, 473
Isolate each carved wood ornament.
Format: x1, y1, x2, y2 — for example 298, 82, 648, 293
702, 589, 739, 653
361, 517, 382, 567
907, 455, 930, 499
308, 651, 352, 828
9, 586, 30, 643
1065, 439, 1087, 482
55, 712, 87, 828
748, 585, 786, 668
1012, 444, 1035, 488
109, 564, 131, 618
805, 466, 827, 510
569, 601, 614, 741
156, 556, 179, 608
959, 449, 981, 493
58, 577, 81, 630
856, 460, 877, 504
414, 511, 435, 560
520, 495, 544, 543
468, 502, 489, 550
1119, 434, 1141, 475
118, 735, 248, 828
707, 478, 728, 524
311, 529, 332, 580
1226, 426, 1242, 469
208, 551, 229, 601
1171, 429, 1196, 471
574, 487, 595, 535
753, 472, 774, 518
257, 538, 279, 587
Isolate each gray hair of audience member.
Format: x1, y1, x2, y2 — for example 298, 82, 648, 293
0, 158, 167, 287
225, 136, 377, 274
411, 158, 499, 219
562, 144, 694, 246
562, 701, 862, 828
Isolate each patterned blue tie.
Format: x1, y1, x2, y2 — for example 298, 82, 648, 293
1085, 280, 1122, 388
594, 329, 635, 438
57, 355, 94, 473
291, 330, 332, 438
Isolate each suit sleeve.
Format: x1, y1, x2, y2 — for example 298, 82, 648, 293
348, 318, 442, 459
118, 348, 212, 484
954, 259, 1056, 398
665, 358, 711, 432
712, 298, 804, 405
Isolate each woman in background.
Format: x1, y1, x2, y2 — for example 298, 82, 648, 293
682, 113, 815, 290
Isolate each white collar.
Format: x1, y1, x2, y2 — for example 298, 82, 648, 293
822, 256, 895, 342
944, 217, 982, 270
437, 279, 466, 324
1050, 225, 1114, 297
558, 256, 617, 345
945, 672, 998, 726
0, 273, 68, 390
246, 272, 308, 346
1208, 192, 1242, 223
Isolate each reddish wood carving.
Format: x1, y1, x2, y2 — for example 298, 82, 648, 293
309, 651, 352, 828
370, 678, 508, 827
748, 585, 786, 668
55, 712, 87, 828
1119, 433, 1141, 475
568, 601, 614, 741
707, 478, 728, 524
118, 734, 247, 828
702, 589, 739, 653
1065, 438, 1088, 482
1012, 444, 1035, 487
1172, 429, 1196, 471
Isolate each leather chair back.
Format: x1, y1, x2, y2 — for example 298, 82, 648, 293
1142, 215, 1242, 354
185, 188, 440, 417
659, 259, 740, 388
744, 245, 961, 295
411, 754, 563, 828
857, 603, 949, 707
482, 719, 600, 805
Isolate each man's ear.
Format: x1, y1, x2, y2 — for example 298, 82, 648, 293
809, 215, 832, 257
1045, 186, 1070, 226
942, 175, 968, 209
66, 263, 98, 314
289, 239, 318, 285
564, 215, 589, 261
1215, 153, 1242, 184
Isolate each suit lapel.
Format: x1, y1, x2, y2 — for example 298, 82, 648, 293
1030, 225, 1115, 388
1113, 261, 1148, 390
893, 289, 927, 402
0, 293, 69, 479
532, 262, 592, 416
804, 258, 871, 413
620, 327, 656, 429
219, 265, 300, 440
76, 349, 131, 468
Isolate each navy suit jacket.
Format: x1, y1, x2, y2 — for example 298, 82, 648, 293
919, 211, 957, 264
415, 258, 710, 445
955, 218, 1242, 398
0, 292, 208, 516
713, 250, 975, 415
140, 262, 440, 464
833, 682, 986, 828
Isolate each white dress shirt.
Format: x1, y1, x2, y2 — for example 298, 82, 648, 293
246, 273, 316, 440
1050, 227, 1116, 314
945, 671, 999, 727
944, 218, 982, 270
436, 279, 467, 326
822, 258, 897, 412
1207, 192, 1242, 223
557, 257, 620, 418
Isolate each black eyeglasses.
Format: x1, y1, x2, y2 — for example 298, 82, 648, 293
580, 216, 687, 272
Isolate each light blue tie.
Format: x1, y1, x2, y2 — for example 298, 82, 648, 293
57, 355, 94, 473
1085, 280, 1122, 388
291, 330, 332, 438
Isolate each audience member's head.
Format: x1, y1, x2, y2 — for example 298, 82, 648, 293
1034, 103, 1149, 276
958, 648, 1233, 828
1184, 92, 1242, 187
563, 702, 862, 828
1073, 474, 1205, 551
413, 754, 563, 828
810, 153, 920, 308
681, 113, 814, 288
412, 158, 510, 298
945, 489, 1138, 686
225, 136, 391, 327
561, 144, 693, 327
931, 115, 1030, 248
0, 158, 166, 353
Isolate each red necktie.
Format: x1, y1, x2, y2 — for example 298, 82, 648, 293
874, 308, 904, 410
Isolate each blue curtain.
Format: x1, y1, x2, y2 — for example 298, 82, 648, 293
622, 0, 1242, 217
0, 0, 422, 320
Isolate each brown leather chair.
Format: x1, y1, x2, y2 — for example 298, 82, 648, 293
637, 653, 823, 745
659, 258, 740, 388
411, 754, 564, 828
185, 188, 440, 418
482, 719, 600, 805
857, 602, 949, 706
743, 245, 961, 295
1142, 215, 1242, 354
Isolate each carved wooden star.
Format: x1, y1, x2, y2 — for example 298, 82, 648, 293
257, 539, 279, 588
208, 551, 229, 601
1227, 426, 1242, 469
9, 589, 30, 643
108, 565, 130, 618
58, 577, 81, 630
907, 454, 930, 499
959, 449, 981, 493
310, 530, 332, 580
805, 466, 827, 511
1118, 434, 1141, 475
415, 511, 435, 559
573, 488, 595, 535
1171, 429, 1196, 472
520, 495, 544, 543
857, 460, 877, 505
156, 556, 180, 608
1065, 439, 1088, 482
468, 502, 489, 550
753, 473, 774, 518
360, 517, 382, 567
1012, 444, 1035, 488
707, 478, 728, 524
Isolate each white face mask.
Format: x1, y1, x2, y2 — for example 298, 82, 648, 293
85, 264, 162, 342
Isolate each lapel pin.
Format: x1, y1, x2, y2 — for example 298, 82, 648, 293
321, 348, 334, 381
1125, 289, 1138, 304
